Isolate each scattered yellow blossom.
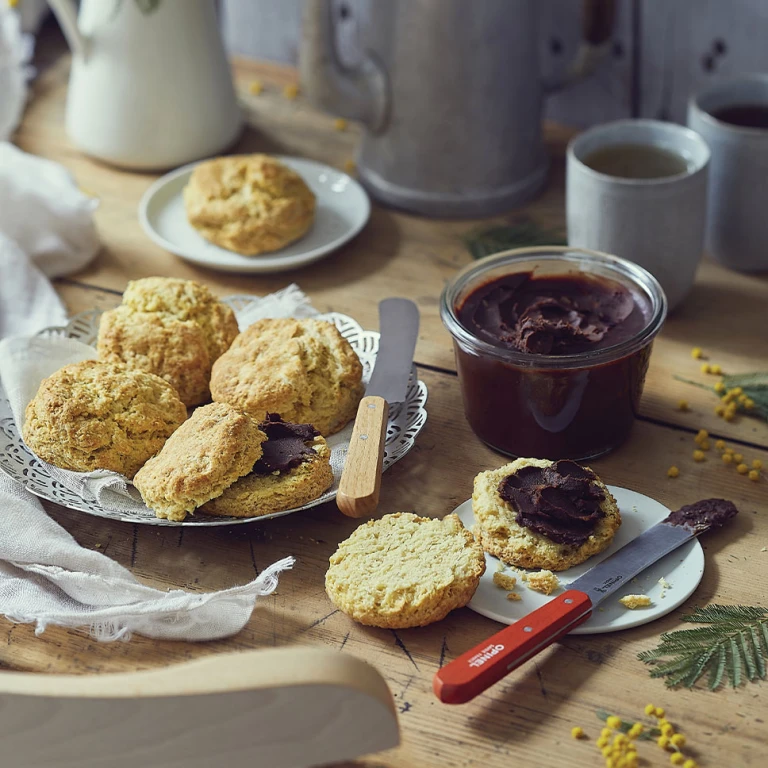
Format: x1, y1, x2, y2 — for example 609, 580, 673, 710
733, 453, 744, 463
749, 470, 760, 482
283, 83, 299, 100
333, 117, 348, 131
753, 459, 763, 470
667, 466, 680, 478
715, 439, 726, 450
691, 347, 703, 359
248, 80, 263, 95
714, 381, 726, 393
722, 453, 734, 464
737, 463, 749, 475
571, 726, 585, 739
700, 363, 711, 374
671, 753, 685, 766
693, 450, 705, 462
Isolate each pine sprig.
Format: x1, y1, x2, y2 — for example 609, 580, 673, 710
463, 218, 566, 260
638, 605, 768, 690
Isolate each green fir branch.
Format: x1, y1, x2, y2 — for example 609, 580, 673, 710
463, 217, 566, 260
638, 605, 768, 690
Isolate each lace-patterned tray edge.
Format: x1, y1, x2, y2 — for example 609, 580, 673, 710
0, 302, 428, 527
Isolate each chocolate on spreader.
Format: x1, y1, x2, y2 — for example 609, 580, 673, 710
497, 460, 606, 546
664, 498, 739, 534
252, 413, 319, 475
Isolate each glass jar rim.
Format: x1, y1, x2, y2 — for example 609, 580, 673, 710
440, 246, 668, 369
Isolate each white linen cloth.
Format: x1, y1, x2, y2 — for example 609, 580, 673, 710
0, 146, 300, 641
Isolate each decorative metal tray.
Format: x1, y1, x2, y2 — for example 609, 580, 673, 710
0, 298, 428, 526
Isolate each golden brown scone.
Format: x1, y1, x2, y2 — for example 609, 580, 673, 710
473, 458, 621, 572
22, 360, 186, 479
201, 435, 333, 518
210, 318, 364, 435
97, 277, 238, 407
183, 154, 316, 256
325, 513, 486, 629
133, 403, 266, 522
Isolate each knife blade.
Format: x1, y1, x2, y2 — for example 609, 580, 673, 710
337, 298, 420, 518
433, 498, 738, 704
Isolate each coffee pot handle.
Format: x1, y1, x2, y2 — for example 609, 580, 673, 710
544, 0, 616, 93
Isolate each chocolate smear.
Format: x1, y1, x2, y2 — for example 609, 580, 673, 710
498, 459, 606, 546
252, 413, 319, 475
664, 498, 739, 535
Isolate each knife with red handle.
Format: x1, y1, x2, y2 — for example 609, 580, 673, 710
434, 590, 592, 704
434, 499, 738, 704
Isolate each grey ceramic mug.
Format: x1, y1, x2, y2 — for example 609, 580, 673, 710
688, 75, 768, 273
567, 119, 710, 310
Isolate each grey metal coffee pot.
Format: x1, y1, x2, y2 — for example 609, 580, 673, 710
300, 0, 614, 217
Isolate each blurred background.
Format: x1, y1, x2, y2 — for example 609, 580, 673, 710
14, 0, 768, 130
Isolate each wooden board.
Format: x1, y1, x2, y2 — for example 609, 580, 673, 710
5, 32, 768, 768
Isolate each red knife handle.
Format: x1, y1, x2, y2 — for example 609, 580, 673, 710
433, 590, 593, 704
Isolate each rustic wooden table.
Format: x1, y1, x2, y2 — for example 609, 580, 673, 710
7, 44, 768, 768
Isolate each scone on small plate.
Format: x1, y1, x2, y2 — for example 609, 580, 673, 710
473, 458, 621, 572
210, 317, 364, 436
22, 360, 187, 479
183, 154, 316, 256
133, 405, 333, 522
325, 513, 486, 628
97, 277, 239, 407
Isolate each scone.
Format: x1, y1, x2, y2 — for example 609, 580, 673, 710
210, 318, 364, 435
473, 458, 621, 571
133, 402, 267, 521
325, 513, 486, 628
183, 154, 316, 255
97, 277, 239, 407
201, 413, 333, 518
22, 360, 187, 478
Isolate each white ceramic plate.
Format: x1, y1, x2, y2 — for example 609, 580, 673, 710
455, 486, 705, 634
138, 156, 371, 273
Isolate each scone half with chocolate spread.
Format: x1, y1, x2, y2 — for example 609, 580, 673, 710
201, 413, 333, 518
473, 458, 620, 571
133, 402, 267, 522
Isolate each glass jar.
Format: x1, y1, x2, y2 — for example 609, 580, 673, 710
440, 247, 667, 460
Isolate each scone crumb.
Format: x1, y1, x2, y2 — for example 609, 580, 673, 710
658, 577, 671, 599
619, 594, 652, 609
492, 572, 517, 591
495, 560, 507, 572
526, 570, 560, 595
506, 592, 522, 601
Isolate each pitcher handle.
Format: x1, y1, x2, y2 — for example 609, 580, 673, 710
48, 0, 89, 59
544, 0, 616, 93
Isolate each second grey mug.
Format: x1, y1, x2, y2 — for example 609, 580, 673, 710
688, 74, 768, 273
566, 119, 710, 311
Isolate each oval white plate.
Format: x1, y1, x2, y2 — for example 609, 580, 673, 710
138, 156, 371, 274
455, 486, 705, 634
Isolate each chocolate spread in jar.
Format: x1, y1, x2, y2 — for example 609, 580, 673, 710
252, 413, 319, 475
453, 272, 653, 459
497, 460, 606, 546
664, 498, 739, 534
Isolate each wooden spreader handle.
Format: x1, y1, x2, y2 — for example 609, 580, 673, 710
433, 590, 593, 704
337, 395, 389, 518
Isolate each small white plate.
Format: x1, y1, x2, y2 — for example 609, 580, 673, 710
455, 486, 705, 634
138, 156, 371, 274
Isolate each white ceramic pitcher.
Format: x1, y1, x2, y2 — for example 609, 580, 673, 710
48, 0, 242, 170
